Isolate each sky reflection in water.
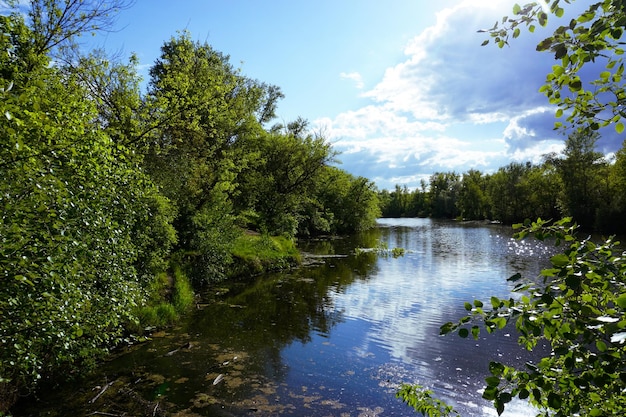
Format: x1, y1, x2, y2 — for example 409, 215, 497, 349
280, 218, 555, 416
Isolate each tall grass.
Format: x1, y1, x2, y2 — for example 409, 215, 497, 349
130, 265, 195, 332
230, 233, 300, 277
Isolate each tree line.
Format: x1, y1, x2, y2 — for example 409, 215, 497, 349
0, 0, 380, 410
379, 130, 626, 235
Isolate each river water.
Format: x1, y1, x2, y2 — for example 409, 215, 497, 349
17, 218, 558, 416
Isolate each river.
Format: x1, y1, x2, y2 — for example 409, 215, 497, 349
16, 218, 558, 416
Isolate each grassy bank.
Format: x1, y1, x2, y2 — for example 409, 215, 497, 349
228, 232, 301, 278
129, 265, 195, 333
131, 233, 300, 331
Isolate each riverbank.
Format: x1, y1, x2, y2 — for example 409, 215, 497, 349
3, 232, 301, 416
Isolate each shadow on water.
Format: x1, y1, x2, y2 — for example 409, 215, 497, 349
15, 219, 558, 416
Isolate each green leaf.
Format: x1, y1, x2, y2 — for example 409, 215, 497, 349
548, 392, 562, 409
464, 302, 473, 311
472, 325, 480, 339
616, 122, 624, 134
486, 376, 500, 387
568, 79, 582, 91
616, 294, 626, 309
550, 254, 569, 267
459, 328, 469, 338
483, 386, 498, 400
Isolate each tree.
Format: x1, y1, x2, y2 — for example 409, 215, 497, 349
3, 0, 134, 65
235, 120, 336, 236
0, 6, 175, 411
457, 169, 489, 220
428, 172, 460, 219
608, 142, 626, 233
144, 32, 281, 281
311, 167, 380, 235
548, 130, 608, 228
521, 161, 562, 222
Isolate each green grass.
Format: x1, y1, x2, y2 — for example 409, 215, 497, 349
130, 264, 195, 332
229, 233, 301, 277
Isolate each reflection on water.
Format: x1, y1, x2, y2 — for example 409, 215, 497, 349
17, 218, 557, 416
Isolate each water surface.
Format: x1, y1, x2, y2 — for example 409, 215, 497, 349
18, 218, 557, 416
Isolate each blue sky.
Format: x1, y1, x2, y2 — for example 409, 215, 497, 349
35, 1, 626, 189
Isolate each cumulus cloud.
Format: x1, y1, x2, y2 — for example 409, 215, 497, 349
317, 1, 619, 190
340, 71, 364, 89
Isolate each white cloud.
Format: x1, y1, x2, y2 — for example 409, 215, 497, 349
320, 1, 614, 190
340, 71, 364, 89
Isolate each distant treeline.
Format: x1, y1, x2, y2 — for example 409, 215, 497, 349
379, 130, 626, 235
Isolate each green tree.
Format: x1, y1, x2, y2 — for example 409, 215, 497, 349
547, 130, 608, 229
487, 162, 535, 224
0, 5, 175, 410
62, 49, 149, 147
235, 120, 336, 236
457, 169, 489, 220
382, 185, 411, 217
144, 32, 281, 281
608, 143, 626, 234
429, 172, 460, 218
523, 161, 562, 222
312, 167, 380, 235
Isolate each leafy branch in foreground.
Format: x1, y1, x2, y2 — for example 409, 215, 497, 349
397, 384, 460, 417
436, 217, 626, 416
481, 0, 626, 135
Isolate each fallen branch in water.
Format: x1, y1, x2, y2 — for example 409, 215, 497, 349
89, 380, 116, 404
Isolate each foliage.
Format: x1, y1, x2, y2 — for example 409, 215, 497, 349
397, 384, 459, 417
235, 120, 337, 236
457, 169, 489, 220
0, 5, 175, 409
379, 133, 625, 234
308, 166, 380, 236
26, 0, 134, 57
429, 172, 460, 219
437, 218, 626, 416
482, 0, 626, 135
1, 37, 148, 394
